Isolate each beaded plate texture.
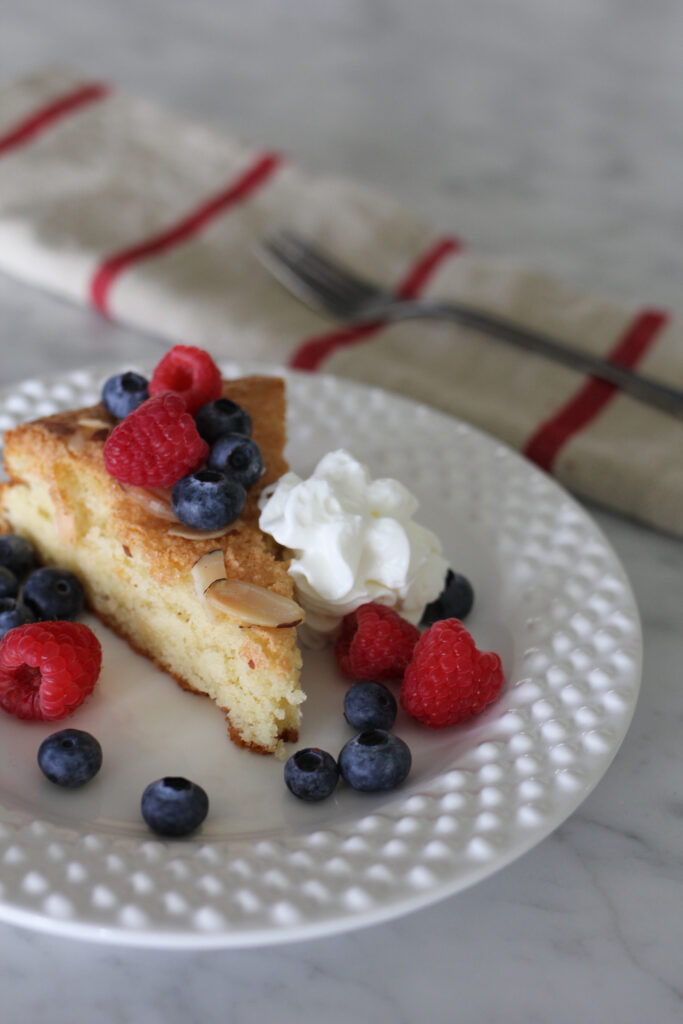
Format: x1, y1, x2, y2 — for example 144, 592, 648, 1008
0, 364, 642, 948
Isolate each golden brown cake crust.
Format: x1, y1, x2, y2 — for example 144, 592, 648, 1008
1, 376, 294, 592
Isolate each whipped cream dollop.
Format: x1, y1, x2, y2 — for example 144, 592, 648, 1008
258, 450, 448, 637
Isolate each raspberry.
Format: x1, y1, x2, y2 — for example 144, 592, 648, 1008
0, 621, 102, 721
400, 619, 504, 728
149, 345, 222, 415
103, 392, 209, 488
335, 603, 420, 683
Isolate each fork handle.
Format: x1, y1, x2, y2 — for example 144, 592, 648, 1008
381, 299, 683, 420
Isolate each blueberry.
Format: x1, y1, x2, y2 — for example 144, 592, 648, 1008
0, 566, 18, 600
22, 567, 85, 621
101, 371, 149, 419
344, 681, 397, 732
284, 748, 339, 802
141, 777, 209, 837
195, 398, 252, 444
421, 570, 475, 626
0, 534, 36, 579
0, 598, 36, 639
338, 730, 411, 792
207, 433, 265, 489
37, 729, 103, 788
171, 469, 247, 530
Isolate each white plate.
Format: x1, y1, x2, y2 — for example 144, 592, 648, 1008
0, 364, 642, 949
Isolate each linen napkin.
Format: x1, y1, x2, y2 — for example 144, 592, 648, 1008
0, 69, 681, 537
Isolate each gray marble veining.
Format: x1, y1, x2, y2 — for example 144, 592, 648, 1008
1, 1, 683, 1022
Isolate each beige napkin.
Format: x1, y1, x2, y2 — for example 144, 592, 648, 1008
1, 69, 681, 536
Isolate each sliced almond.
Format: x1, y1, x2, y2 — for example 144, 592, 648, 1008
168, 525, 233, 541
191, 549, 227, 622
149, 486, 174, 503
77, 417, 112, 430
49, 484, 77, 546
204, 578, 305, 629
66, 431, 87, 454
118, 482, 177, 522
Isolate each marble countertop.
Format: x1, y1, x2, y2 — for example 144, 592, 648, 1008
1, 1, 682, 1021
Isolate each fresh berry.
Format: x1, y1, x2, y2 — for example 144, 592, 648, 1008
207, 433, 265, 489
338, 730, 411, 792
101, 371, 149, 419
0, 598, 36, 640
141, 777, 209, 837
103, 392, 209, 488
195, 398, 252, 444
421, 570, 475, 626
0, 566, 18, 600
284, 748, 339, 802
0, 534, 36, 579
335, 603, 420, 683
401, 619, 504, 728
149, 345, 222, 415
22, 567, 85, 621
0, 621, 102, 721
344, 681, 397, 732
37, 728, 103, 788
171, 469, 246, 530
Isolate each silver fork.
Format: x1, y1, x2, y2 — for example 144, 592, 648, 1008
257, 231, 683, 420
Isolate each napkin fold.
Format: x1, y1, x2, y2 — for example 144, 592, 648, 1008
1, 69, 682, 536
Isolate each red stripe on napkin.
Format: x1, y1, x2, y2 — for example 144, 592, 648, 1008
90, 152, 282, 315
289, 237, 461, 370
0, 83, 110, 157
523, 309, 669, 471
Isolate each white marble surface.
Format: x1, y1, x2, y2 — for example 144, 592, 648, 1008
1, 1, 682, 1021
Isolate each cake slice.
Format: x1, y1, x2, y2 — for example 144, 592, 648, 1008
0, 376, 304, 754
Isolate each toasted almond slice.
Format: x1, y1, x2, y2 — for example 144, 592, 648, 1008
118, 482, 177, 522
66, 431, 87, 454
49, 484, 77, 546
204, 578, 305, 629
77, 417, 112, 430
191, 549, 227, 622
148, 486, 174, 503
168, 525, 233, 540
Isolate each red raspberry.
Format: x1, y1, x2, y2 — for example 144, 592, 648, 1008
0, 621, 102, 721
103, 391, 209, 488
401, 619, 504, 728
149, 345, 222, 414
335, 603, 420, 683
